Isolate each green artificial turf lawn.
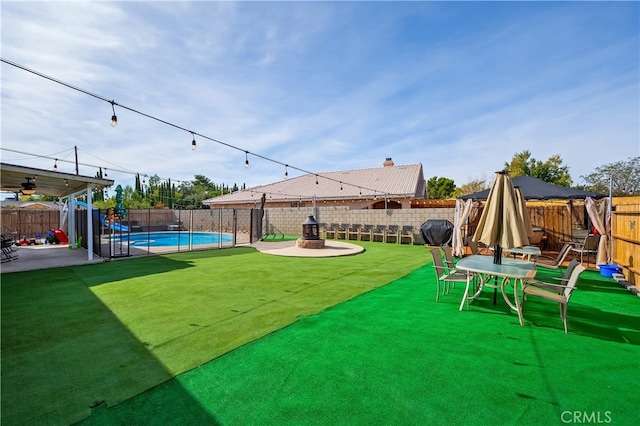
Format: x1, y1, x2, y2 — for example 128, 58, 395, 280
82, 264, 640, 426
1, 242, 428, 425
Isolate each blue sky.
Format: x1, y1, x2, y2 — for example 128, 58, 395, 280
2, 1, 638, 197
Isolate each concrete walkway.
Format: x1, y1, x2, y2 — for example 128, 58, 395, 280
1, 245, 106, 274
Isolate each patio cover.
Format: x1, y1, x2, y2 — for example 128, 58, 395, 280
1, 162, 114, 261
0, 163, 112, 198
461, 175, 604, 200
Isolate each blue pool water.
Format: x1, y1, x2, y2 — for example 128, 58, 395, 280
117, 232, 233, 247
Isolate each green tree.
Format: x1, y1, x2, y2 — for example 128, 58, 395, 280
454, 178, 488, 198
504, 150, 572, 186
580, 156, 640, 196
427, 176, 456, 199
175, 174, 223, 209
135, 173, 145, 198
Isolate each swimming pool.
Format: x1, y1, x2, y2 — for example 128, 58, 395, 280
115, 231, 233, 247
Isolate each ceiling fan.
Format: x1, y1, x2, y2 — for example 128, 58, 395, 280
21, 177, 36, 195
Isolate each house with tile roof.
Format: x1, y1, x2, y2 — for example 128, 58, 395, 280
202, 158, 427, 210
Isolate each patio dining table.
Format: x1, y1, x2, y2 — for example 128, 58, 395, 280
455, 255, 537, 312
502, 245, 541, 261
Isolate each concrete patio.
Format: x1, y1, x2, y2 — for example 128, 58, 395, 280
1, 244, 106, 274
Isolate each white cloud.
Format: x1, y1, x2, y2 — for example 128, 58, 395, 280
1, 1, 638, 195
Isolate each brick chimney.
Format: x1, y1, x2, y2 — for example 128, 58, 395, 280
383, 157, 394, 167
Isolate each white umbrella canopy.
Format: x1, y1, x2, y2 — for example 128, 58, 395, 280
473, 171, 530, 263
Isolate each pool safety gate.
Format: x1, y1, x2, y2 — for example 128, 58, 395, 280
85, 208, 261, 259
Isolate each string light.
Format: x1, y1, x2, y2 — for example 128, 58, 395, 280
340, 182, 343, 192
64, 179, 68, 186
284, 165, 288, 179
53, 159, 57, 171
315, 175, 319, 187
0, 58, 395, 199
110, 100, 117, 127
191, 132, 196, 150
245, 151, 249, 168
104, 168, 108, 178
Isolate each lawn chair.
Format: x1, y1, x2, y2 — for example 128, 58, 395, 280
1, 235, 18, 263
385, 225, 400, 243
534, 243, 572, 273
347, 224, 361, 241
517, 264, 586, 333
570, 234, 600, 267
441, 244, 457, 273
429, 247, 469, 303
360, 225, 374, 241
528, 259, 580, 292
399, 225, 414, 245
336, 223, 349, 240
468, 239, 490, 255
325, 223, 339, 239
372, 225, 386, 243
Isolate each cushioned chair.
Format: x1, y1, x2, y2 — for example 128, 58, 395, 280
385, 225, 400, 243
429, 247, 469, 302
399, 225, 414, 245
517, 264, 586, 333
372, 225, 386, 243
359, 225, 373, 241
325, 223, 339, 239
347, 224, 361, 241
336, 223, 349, 240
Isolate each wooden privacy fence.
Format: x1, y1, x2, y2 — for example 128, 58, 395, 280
612, 199, 640, 287
1, 209, 60, 240
466, 201, 585, 251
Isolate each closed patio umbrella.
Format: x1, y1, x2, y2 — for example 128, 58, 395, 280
473, 171, 529, 264
514, 186, 534, 243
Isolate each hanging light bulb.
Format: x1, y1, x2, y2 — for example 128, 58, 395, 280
104, 168, 108, 178
110, 101, 118, 127
340, 182, 343, 192
245, 151, 249, 168
53, 159, 58, 172
284, 165, 289, 179
191, 133, 196, 150
315, 175, 319, 187
64, 179, 69, 186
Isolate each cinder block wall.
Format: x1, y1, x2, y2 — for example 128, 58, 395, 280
263, 206, 456, 244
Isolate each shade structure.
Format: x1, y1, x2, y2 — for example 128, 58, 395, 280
473, 171, 530, 263
461, 175, 604, 200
